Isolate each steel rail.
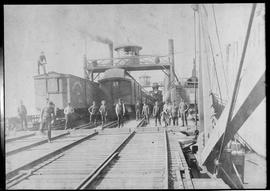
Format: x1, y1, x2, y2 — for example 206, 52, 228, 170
6, 133, 36, 143
164, 129, 169, 189
75, 119, 145, 190
7, 121, 116, 157
6, 120, 122, 182
6, 132, 70, 156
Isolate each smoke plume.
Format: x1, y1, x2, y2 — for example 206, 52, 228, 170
78, 28, 113, 45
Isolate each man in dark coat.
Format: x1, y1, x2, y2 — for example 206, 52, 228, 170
17, 100, 28, 130
88, 101, 99, 125
115, 99, 126, 128
40, 101, 55, 142
152, 101, 161, 126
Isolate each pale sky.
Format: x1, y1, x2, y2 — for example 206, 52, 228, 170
4, 4, 256, 117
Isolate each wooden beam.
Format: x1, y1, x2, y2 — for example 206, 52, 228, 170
223, 71, 265, 148
200, 71, 265, 165
88, 64, 170, 73
200, 4, 258, 165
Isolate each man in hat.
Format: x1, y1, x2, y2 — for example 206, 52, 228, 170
37, 51, 47, 75
178, 99, 189, 127
88, 101, 99, 125
172, 101, 179, 126
17, 100, 28, 130
135, 100, 141, 121
152, 101, 161, 126
64, 102, 74, 130
40, 101, 55, 142
115, 98, 126, 128
142, 101, 150, 125
99, 100, 108, 126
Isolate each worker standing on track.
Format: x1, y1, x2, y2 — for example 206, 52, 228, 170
142, 101, 150, 125
88, 101, 99, 125
178, 99, 189, 127
64, 102, 74, 130
40, 101, 55, 143
17, 100, 28, 130
37, 51, 47, 75
115, 99, 126, 128
99, 100, 108, 126
135, 100, 141, 121
162, 100, 170, 127
172, 101, 179, 126
152, 101, 161, 126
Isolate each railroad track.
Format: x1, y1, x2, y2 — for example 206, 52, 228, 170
5, 121, 115, 157
6, 120, 139, 189
76, 124, 169, 189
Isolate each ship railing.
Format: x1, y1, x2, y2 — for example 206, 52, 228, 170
86, 55, 170, 68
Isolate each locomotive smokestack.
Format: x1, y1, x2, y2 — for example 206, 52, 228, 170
109, 43, 113, 65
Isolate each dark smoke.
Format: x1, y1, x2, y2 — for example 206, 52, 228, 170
78, 28, 113, 45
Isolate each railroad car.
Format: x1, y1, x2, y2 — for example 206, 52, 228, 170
98, 68, 155, 118
34, 72, 106, 119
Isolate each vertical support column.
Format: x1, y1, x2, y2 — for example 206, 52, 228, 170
109, 43, 114, 65
67, 77, 71, 104
83, 54, 89, 79
45, 75, 49, 100
90, 72, 94, 81
168, 39, 175, 103
197, 5, 206, 163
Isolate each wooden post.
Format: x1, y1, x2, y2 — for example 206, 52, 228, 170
168, 39, 175, 103
83, 54, 89, 79
67, 77, 71, 103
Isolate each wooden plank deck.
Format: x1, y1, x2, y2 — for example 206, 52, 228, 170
93, 129, 167, 189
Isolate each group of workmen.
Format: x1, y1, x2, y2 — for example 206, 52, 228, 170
87, 98, 126, 128
136, 99, 189, 127
17, 98, 190, 143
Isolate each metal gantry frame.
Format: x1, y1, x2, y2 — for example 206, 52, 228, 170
83, 39, 178, 103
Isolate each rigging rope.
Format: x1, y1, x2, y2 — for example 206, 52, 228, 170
212, 5, 230, 99
208, 35, 223, 101
200, 5, 223, 101
216, 3, 257, 173
200, 11, 212, 91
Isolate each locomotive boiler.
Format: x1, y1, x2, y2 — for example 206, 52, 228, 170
99, 68, 155, 118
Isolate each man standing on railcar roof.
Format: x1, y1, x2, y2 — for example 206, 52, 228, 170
17, 100, 28, 130
64, 102, 74, 130
115, 99, 126, 128
39, 101, 55, 143
99, 100, 108, 126
88, 101, 99, 125
37, 51, 47, 75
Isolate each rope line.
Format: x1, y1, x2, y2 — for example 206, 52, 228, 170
212, 5, 230, 99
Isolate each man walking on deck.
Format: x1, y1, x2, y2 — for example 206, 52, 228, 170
178, 99, 189, 127
135, 100, 141, 121
172, 101, 179, 126
64, 102, 74, 130
17, 100, 28, 130
142, 101, 150, 125
88, 101, 99, 125
152, 101, 161, 126
40, 101, 55, 142
99, 100, 108, 126
37, 51, 47, 75
115, 99, 126, 128
162, 100, 171, 127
